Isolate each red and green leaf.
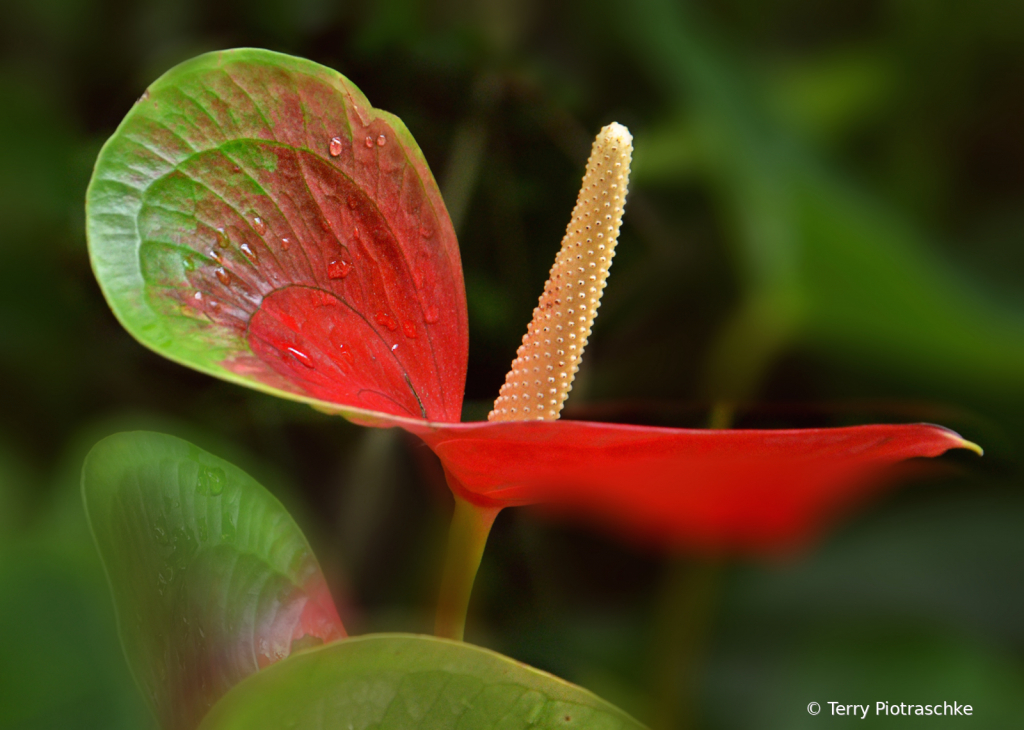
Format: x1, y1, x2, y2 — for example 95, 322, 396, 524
82, 432, 345, 730
86, 49, 467, 422
410, 420, 980, 550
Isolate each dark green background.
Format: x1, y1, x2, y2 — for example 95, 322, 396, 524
1, 0, 1022, 728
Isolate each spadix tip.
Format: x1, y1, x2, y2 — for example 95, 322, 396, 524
599, 122, 632, 146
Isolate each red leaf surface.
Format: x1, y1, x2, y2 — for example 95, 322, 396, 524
87, 49, 467, 421
406, 419, 978, 550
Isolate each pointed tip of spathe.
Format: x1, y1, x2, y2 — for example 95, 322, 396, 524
959, 438, 984, 457
924, 423, 983, 457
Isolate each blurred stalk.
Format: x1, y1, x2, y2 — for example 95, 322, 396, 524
434, 489, 499, 641
440, 72, 502, 234
651, 559, 721, 730
650, 402, 732, 729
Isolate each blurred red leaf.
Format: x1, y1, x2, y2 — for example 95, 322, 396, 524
407, 419, 977, 550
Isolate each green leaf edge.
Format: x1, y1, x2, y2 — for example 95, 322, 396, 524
199, 633, 647, 730
80, 429, 338, 728
84, 48, 451, 426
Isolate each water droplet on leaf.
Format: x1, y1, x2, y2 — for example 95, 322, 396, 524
336, 344, 355, 371
287, 346, 314, 368
377, 134, 386, 146
329, 136, 343, 156
252, 216, 267, 236
327, 258, 352, 279
281, 237, 291, 250
215, 227, 228, 248
182, 256, 195, 271
402, 320, 418, 338
214, 267, 230, 285
375, 311, 398, 331
240, 243, 258, 263
198, 465, 226, 496
364, 136, 374, 148
424, 306, 440, 324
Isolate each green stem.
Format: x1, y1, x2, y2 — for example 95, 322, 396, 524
434, 490, 500, 641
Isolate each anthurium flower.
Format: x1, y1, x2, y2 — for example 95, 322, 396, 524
87, 49, 978, 636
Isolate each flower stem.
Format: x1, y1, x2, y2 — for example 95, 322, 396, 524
434, 491, 500, 641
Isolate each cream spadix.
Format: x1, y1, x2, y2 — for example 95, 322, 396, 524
489, 123, 632, 421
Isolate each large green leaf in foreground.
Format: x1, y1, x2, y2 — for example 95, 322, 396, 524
200, 634, 645, 730
83, 432, 345, 730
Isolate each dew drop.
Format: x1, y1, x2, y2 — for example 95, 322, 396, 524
252, 216, 267, 236
337, 345, 355, 371
215, 227, 229, 248
391, 343, 398, 352
376, 134, 386, 146
208, 248, 222, 263
198, 466, 226, 496
424, 306, 440, 324
240, 243, 258, 263
287, 346, 314, 368
402, 320, 418, 338
281, 237, 291, 250
214, 267, 230, 285
329, 136, 343, 156
365, 136, 374, 148
182, 256, 195, 271
375, 311, 398, 331
327, 258, 352, 279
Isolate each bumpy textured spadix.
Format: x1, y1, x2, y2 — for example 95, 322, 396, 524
489, 123, 633, 421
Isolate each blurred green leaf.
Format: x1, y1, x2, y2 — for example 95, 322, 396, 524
0, 433, 153, 730
767, 49, 894, 143
200, 633, 645, 730
0, 540, 155, 730
82, 431, 345, 730
621, 0, 1024, 401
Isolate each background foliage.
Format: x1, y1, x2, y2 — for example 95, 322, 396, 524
1, 0, 1022, 727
